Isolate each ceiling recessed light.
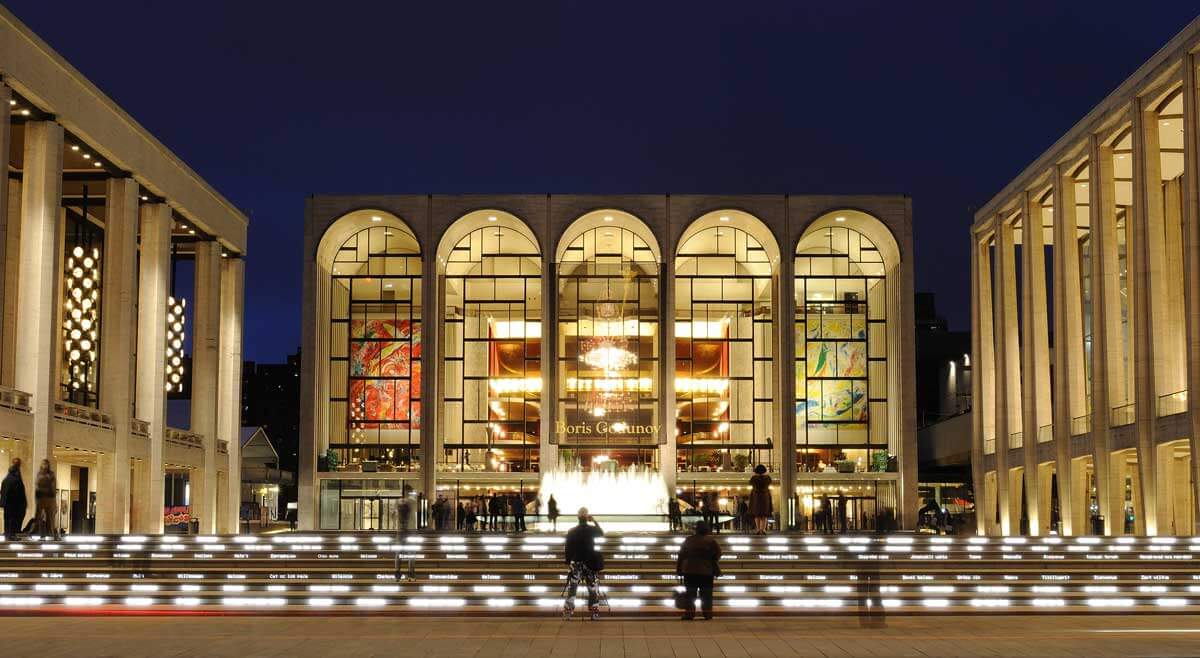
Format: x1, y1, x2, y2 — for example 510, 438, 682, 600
488, 215, 497, 222
371, 216, 382, 222
81, 153, 90, 160
835, 216, 846, 222
603, 216, 613, 222
6, 100, 13, 106
719, 216, 729, 222
71, 145, 80, 151
188, 229, 196, 235
221, 252, 228, 258
140, 196, 148, 201
19, 109, 29, 116
93, 161, 102, 167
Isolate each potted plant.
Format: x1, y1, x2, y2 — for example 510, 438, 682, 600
732, 453, 750, 472
324, 448, 339, 472
835, 459, 856, 473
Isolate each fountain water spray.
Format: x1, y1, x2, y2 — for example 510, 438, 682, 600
540, 468, 668, 517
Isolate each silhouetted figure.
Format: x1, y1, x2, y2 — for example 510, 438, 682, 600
676, 520, 721, 620
0, 459, 25, 540
749, 464, 772, 534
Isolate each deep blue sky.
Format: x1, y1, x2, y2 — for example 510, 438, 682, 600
9, 1, 1199, 362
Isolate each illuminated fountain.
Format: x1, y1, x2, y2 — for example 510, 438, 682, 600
539, 468, 668, 530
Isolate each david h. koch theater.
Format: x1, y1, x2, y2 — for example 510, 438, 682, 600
299, 195, 917, 532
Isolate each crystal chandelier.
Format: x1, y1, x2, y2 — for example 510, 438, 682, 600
579, 297, 639, 417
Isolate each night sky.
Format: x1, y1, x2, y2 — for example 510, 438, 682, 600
7, 1, 1199, 363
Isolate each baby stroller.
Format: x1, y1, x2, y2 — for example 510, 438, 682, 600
561, 560, 609, 620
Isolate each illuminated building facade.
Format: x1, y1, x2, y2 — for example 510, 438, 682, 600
971, 18, 1200, 536
0, 8, 248, 533
300, 195, 915, 530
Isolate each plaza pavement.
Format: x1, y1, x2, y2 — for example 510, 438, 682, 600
0, 614, 1198, 657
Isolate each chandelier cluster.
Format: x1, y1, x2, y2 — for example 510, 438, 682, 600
63, 246, 100, 392
578, 300, 640, 417
164, 296, 187, 392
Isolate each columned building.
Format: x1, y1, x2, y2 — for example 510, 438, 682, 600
300, 195, 916, 531
971, 18, 1200, 536
0, 9, 248, 534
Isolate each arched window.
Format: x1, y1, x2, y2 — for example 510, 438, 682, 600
674, 213, 777, 473
555, 211, 660, 471
439, 211, 542, 474
794, 217, 890, 473
327, 219, 422, 471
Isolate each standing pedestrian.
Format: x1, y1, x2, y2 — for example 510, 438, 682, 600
676, 520, 721, 620
510, 494, 526, 532
0, 458, 25, 540
548, 494, 560, 531
34, 459, 56, 539
667, 497, 681, 532
748, 464, 772, 535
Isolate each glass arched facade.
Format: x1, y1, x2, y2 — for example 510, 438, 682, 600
307, 201, 911, 531
794, 224, 896, 528
440, 220, 542, 473
327, 222, 423, 471
556, 223, 660, 470
675, 224, 774, 473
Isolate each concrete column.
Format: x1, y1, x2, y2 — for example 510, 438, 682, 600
994, 218, 1020, 534
1132, 100, 1161, 534
95, 178, 139, 533
1, 176, 19, 389
1089, 136, 1119, 534
1052, 165, 1084, 534
777, 245, 797, 529
14, 121, 64, 521
1020, 193, 1052, 534
970, 230, 985, 534
538, 250, 558, 474
1182, 53, 1200, 535
659, 260, 678, 496
191, 240, 222, 534
0, 85, 11, 385
420, 243, 437, 499
974, 233, 998, 534
134, 204, 170, 533
218, 256, 244, 533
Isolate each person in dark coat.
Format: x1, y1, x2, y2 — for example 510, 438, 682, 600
748, 464, 772, 535
547, 494, 560, 531
34, 459, 56, 539
0, 459, 26, 540
667, 497, 681, 532
564, 508, 605, 615
676, 520, 722, 620
510, 495, 526, 532
488, 494, 503, 532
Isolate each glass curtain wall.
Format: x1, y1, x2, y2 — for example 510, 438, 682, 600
441, 223, 542, 474
794, 226, 888, 473
556, 224, 660, 471
327, 224, 423, 472
675, 225, 773, 473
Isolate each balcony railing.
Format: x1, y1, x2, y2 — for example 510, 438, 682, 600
1009, 431, 1023, 449
983, 434, 996, 455
165, 427, 204, 449
131, 418, 150, 438
1110, 403, 1135, 427
1157, 390, 1188, 417
1037, 424, 1053, 443
53, 400, 112, 430
1070, 414, 1091, 436
0, 386, 31, 413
